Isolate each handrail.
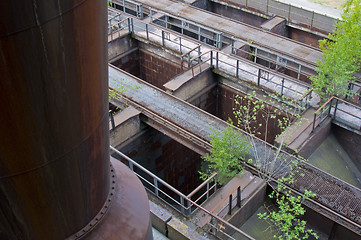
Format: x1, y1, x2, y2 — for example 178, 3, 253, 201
110, 146, 255, 240
210, 185, 240, 214
312, 96, 361, 132
187, 172, 217, 198
107, 8, 314, 106
181, 44, 201, 58
110, 146, 188, 200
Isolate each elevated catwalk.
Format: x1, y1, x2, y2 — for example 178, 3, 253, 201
109, 64, 361, 235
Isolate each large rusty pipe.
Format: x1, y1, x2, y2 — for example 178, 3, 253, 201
0, 0, 109, 239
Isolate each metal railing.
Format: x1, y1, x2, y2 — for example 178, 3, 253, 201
231, 38, 317, 80
108, 4, 319, 84
227, 0, 339, 33
312, 96, 361, 132
188, 50, 313, 113
110, 146, 254, 240
110, 0, 145, 19
149, 9, 225, 49
210, 186, 242, 217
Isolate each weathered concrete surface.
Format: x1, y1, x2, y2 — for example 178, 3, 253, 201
149, 201, 172, 236
308, 132, 361, 189
164, 63, 214, 101
261, 16, 287, 35
110, 107, 142, 147
167, 218, 206, 240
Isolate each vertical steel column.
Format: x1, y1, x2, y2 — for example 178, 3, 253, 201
0, 0, 109, 238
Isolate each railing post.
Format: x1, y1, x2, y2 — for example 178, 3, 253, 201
146, 24, 149, 40
288, 4, 291, 21
109, 111, 115, 130
231, 39, 235, 54
236, 60, 239, 78
131, 18, 134, 33
150, 8, 153, 22
128, 161, 134, 171
228, 194, 232, 215
198, 46, 201, 64
210, 51, 213, 66
281, 78, 285, 96
218, 33, 223, 49
127, 18, 131, 33
237, 186, 241, 208
297, 64, 302, 79
334, 99, 339, 119
254, 47, 257, 63
122, 0, 126, 12
214, 176, 217, 192
154, 178, 159, 196
180, 196, 185, 214
185, 199, 191, 216
216, 51, 219, 69
140, 4, 144, 19
312, 113, 317, 132
198, 26, 201, 41
257, 69, 261, 86
179, 38, 182, 54
162, 30, 165, 46
311, 11, 315, 29
206, 181, 210, 199
328, 98, 333, 116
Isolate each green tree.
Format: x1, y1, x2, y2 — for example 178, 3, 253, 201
199, 124, 249, 185
311, 0, 361, 100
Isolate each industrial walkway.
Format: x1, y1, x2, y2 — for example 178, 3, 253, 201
109, 64, 361, 234
118, 0, 322, 66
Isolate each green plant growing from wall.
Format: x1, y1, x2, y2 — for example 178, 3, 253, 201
199, 123, 249, 185
310, 0, 361, 100
109, 78, 141, 109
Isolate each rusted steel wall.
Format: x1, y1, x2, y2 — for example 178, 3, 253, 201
0, 0, 109, 239
217, 84, 290, 144
139, 49, 183, 90
119, 128, 203, 195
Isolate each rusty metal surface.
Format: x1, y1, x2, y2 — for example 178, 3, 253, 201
109, 64, 361, 234
0, 0, 109, 239
84, 158, 153, 240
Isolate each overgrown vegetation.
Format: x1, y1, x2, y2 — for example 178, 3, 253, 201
199, 124, 249, 185
311, 0, 361, 100
201, 92, 318, 239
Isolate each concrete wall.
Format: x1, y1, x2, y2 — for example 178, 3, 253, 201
332, 124, 361, 171
216, 80, 291, 144
108, 35, 138, 62
287, 27, 324, 48
226, 182, 267, 235
139, 49, 183, 90
298, 118, 332, 159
